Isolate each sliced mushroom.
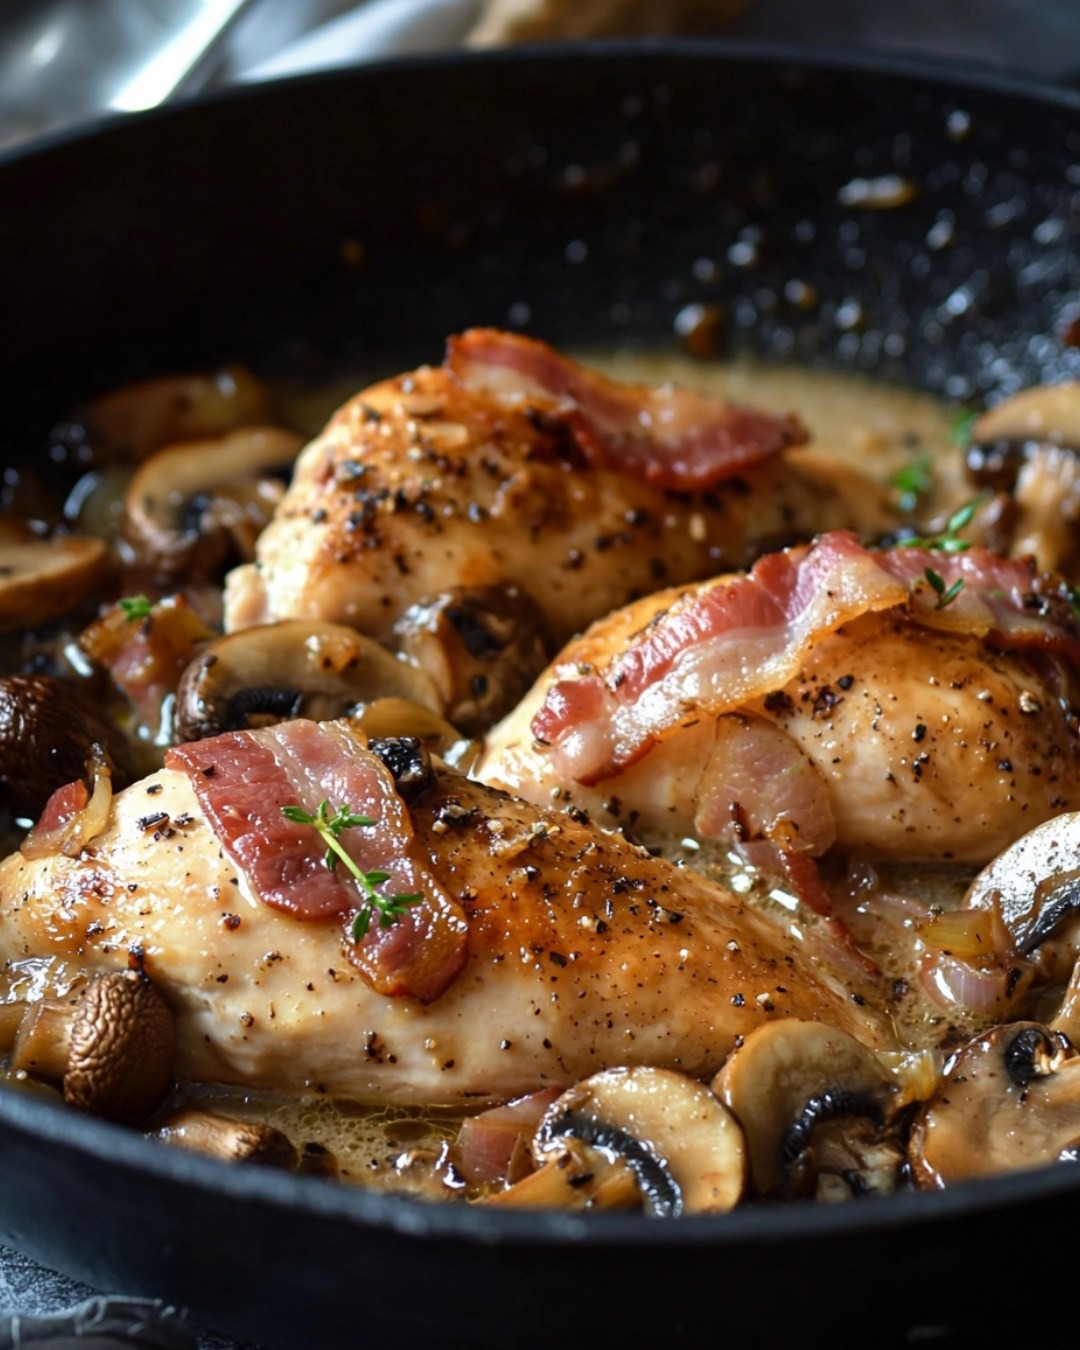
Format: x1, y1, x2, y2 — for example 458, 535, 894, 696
0, 673, 133, 819
972, 382, 1080, 448
393, 586, 549, 735
909, 1022, 1080, 1188
963, 812, 1080, 984
174, 619, 442, 743
152, 1107, 299, 1169
123, 425, 303, 584
522, 1066, 745, 1217
714, 1019, 901, 1200
50, 366, 275, 468
0, 522, 108, 631
10, 970, 176, 1124
967, 383, 1080, 571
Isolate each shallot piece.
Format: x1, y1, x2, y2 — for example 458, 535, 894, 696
21, 750, 114, 860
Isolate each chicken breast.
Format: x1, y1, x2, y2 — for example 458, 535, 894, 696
478, 534, 1080, 865
0, 726, 890, 1106
224, 341, 891, 651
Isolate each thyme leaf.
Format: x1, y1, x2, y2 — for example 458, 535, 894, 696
118, 594, 154, 621
924, 567, 964, 610
903, 495, 987, 553
282, 799, 422, 939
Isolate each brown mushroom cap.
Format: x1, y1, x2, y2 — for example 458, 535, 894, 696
909, 1022, 1080, 1189
122, 425, 303, 584
393, 585, 549, 735
972, 382, 1080, 448
966, 384, 1080, 572
63, 971, 177, 1124
50, 366, 275, 468
0, 673, 133, 819
0, 523, 108, 632
152, 1107, 298, 1169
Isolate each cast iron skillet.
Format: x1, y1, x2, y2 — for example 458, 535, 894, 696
1, 42, 1080, 1350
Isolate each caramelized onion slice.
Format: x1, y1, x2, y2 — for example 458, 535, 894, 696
21, 749, 113, 860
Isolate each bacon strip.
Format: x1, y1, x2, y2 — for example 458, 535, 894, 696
445, 328, 807, 491
533, 532, 908, 784
167, 733, 347, 918
532, 531, 1080, 786
694, 714, 836, 857
881, 546, 1080, 668
167, 720, 467, 1003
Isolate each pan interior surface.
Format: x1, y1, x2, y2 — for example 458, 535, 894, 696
2, 41, 1080, 1350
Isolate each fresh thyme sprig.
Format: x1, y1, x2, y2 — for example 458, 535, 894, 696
924, 567, 964, 611
903, 496, 986, 554
282, 799, 422, 940
118, 594, 154, 621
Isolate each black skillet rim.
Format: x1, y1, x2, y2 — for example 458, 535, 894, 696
2, 36, 1079, 1250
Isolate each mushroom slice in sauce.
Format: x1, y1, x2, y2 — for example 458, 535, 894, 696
514, 1066, 746, 1217
0, 523, 108, 631
123, 425, 303, 584
50, 366, 276, 468
714, 1019, 901, 1201
909, 1022, 1080, 1188
152, 1107, 299, 1169
963, 812, 1080, 986
966, 383, 1080, 572
394, 585, 549, 735
173, 619, 443, 742
10, 971, 176, 1124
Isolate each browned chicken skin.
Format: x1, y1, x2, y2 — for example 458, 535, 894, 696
0, 754, 890, 1105
224, 365, 891, 650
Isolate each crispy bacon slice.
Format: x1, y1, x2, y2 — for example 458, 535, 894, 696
882, 546, 1080, 667
532, 531, 1080, 786
166, 720, 467, 1003
533, 532, 907, 784
445, 328, 807, 491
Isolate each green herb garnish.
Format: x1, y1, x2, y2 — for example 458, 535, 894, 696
904, 496, 986, 553
890, 451, 934, 514
118, 594, 154, 621
950, 408, 977, 448
924, 567, 964, 610
281, 799, 423, 940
